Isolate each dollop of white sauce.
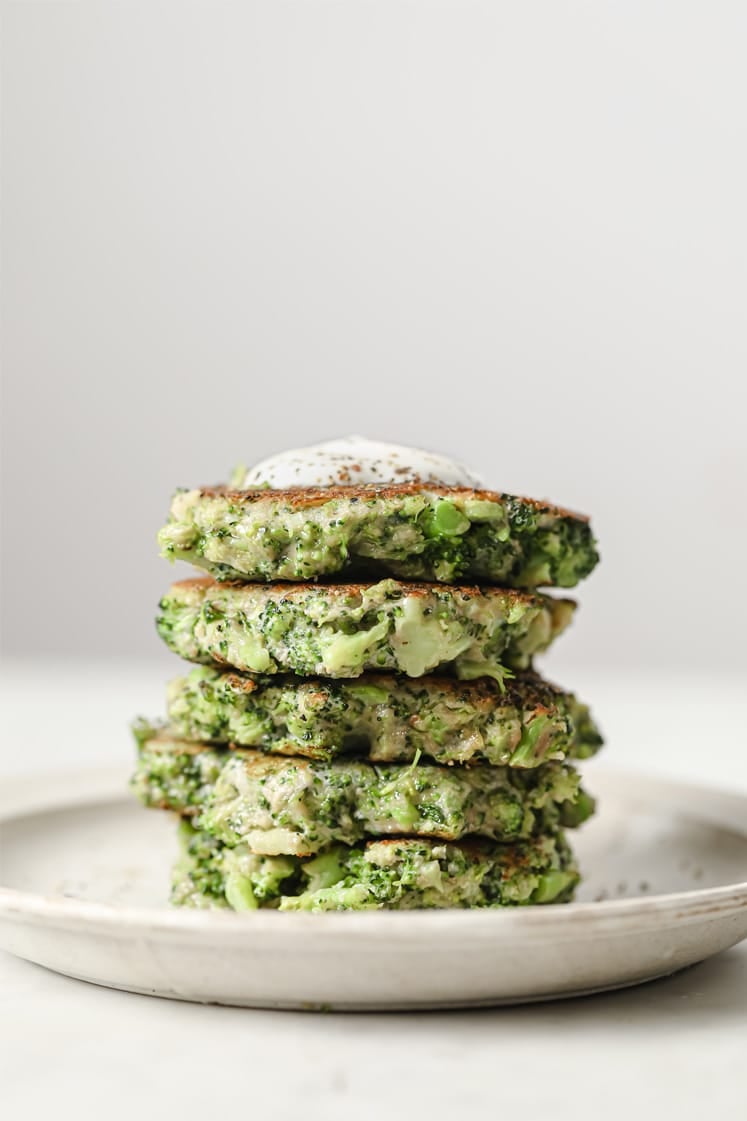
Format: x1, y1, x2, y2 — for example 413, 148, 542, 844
238, 436, 483, 489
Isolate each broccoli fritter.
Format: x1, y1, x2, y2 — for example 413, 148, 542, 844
156, 577, 575, 681
158, 483, 598, 588
172, 821, 580, 911
133, 724, 594, 854
166, 666, 603, 766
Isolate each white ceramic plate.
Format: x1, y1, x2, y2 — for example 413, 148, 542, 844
0, 767, 745, 1010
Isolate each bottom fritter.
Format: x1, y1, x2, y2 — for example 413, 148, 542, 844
172, 820, 580, 912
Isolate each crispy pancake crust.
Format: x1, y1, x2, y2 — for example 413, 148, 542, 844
169, 574, 538, 606
198, 482, 590, 522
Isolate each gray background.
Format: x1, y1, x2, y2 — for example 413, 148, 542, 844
2, 1, 746, 673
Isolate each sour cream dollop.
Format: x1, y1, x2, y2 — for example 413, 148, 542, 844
237, 436, 483, 489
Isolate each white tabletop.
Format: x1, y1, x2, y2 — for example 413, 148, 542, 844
1, 662, 745, 1120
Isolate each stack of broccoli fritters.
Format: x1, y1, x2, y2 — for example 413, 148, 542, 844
133, 477, 601, 911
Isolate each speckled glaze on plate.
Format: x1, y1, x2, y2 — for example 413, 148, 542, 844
0, 768, 745, 1010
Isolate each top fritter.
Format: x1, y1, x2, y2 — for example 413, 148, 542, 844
158, 437, 599, 588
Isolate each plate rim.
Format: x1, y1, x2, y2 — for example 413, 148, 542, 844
1, 764, 746, 942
